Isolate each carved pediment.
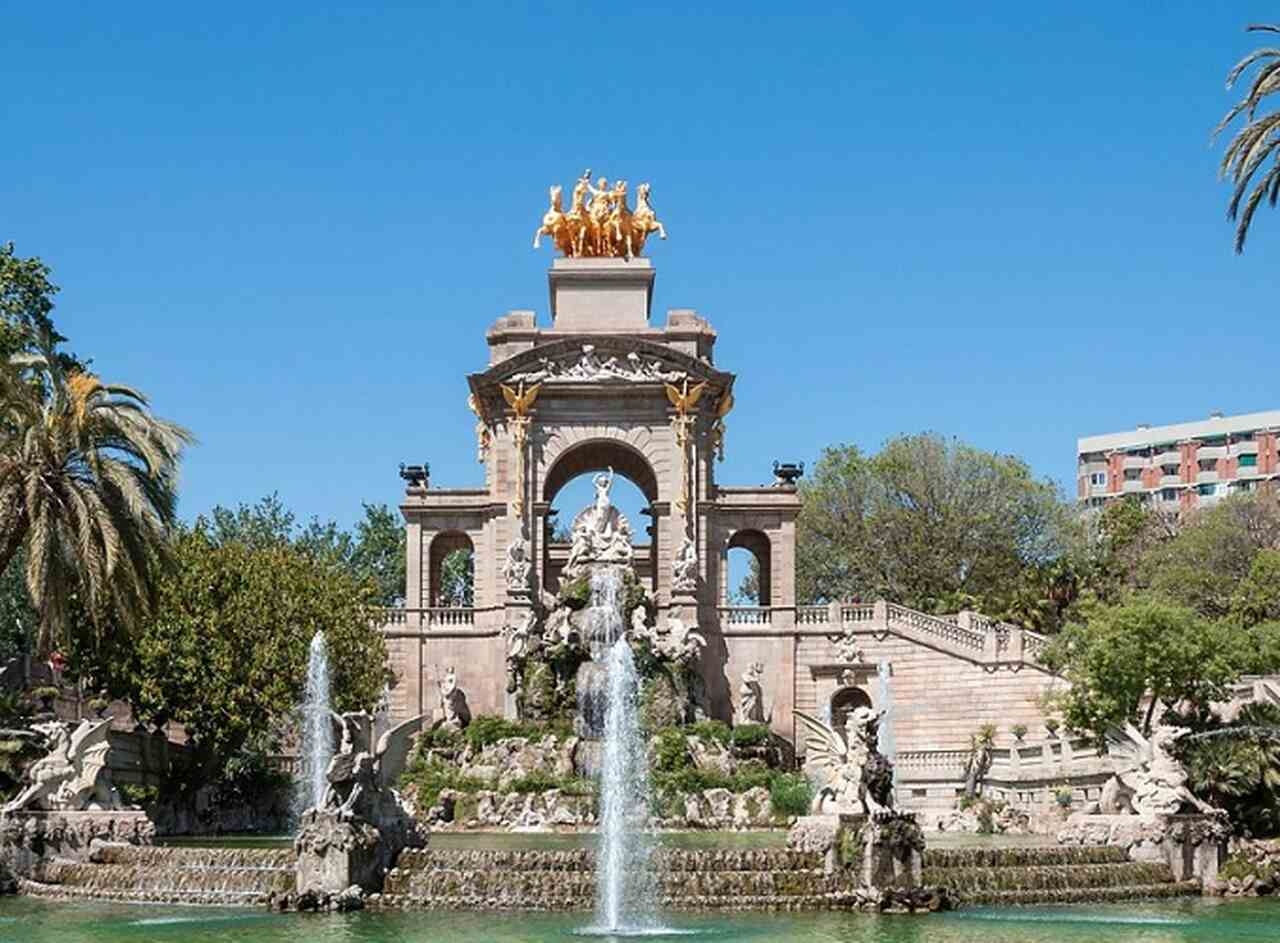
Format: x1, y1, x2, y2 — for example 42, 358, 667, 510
469, 337, 732, 417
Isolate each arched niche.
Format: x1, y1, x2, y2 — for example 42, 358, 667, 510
830, 685, 872, 735
725, 529, 772, 607
541, 439, 659, 593
428, 531, 474, 607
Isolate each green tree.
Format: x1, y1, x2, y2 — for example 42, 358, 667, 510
1138, 492, 1280, 620
796, 434, 1066, 616
0, 243, 80, 368
0, 549, 34, 662
1231, 549, 1280, 627
1042, 598, 1243, 740
0, 331, 192, 655
1216, 24, 1280, 252
204, 496, 404, 606
439, 548, 474, 607
85, 524, 387, 780
351, 503, 405, 606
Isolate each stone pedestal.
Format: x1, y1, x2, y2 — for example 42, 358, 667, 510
0, 809, 154, 876
861, 812, 925, 890
294, 806, 428, 901
1057, 812, 1229, 886
548, 258, 654, 331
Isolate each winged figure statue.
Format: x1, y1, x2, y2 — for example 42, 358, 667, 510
500, 380, 541, 418
4, 718, 122, 813
664, 379, 707, 417
795, 707, 894, 816
321, 711, 425, 820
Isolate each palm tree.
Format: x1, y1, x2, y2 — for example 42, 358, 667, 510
0, 330, 193, 655
1217, 24, 1280, 252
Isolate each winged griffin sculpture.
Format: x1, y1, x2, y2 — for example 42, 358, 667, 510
1099, 722, 1221, 818
4, 718, 122, 813
321, 712, 423, 822
795, 707, 895, 816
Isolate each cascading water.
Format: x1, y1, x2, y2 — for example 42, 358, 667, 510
294, 631, 335, 818
584, 566, 659, 934
877, 659, 897, 796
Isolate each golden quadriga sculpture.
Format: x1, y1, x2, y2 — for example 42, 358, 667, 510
533, 170, 667, 260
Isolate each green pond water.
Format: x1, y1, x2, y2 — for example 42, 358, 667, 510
2, 898, 1277, 943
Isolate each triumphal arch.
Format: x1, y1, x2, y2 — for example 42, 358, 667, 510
382, 172, 1068, 822
382, 171, 801, 730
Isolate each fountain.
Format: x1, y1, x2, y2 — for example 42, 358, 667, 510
876, 660, 897, 798
294, 631, 334, 819
588, 570, 658, 934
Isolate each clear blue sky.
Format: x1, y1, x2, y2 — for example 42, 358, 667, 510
4, 3, 1279, 529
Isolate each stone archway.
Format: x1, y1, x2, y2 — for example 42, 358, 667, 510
830, 685, 872, 735
540, 439, 660, 593
724, 529, 771, 607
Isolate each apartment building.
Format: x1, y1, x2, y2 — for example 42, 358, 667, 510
1077, 410, 1280, 511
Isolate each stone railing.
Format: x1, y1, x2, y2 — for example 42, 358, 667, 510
885, 603, 986, 653
718, 606, 772, 626
796, 605, 829, 625
711, 598, 1050, 670
376, 607, 485, 631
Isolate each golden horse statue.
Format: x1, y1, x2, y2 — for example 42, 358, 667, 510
534, 172, 667, 259
532, 185, 567, 252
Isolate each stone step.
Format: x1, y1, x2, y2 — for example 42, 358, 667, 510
958, 881, 1202, 906
393, 847, 823, 873
37, 861, 294, 897
923, 846, 1129, 869
18, 878, 278, 907
94, 845, 296, 870
920, 862, 1176, 893
371, 890, 874, 912
385, 868, 838, 903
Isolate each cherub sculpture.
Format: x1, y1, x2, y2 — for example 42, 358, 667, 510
1100, 723, 1221, 817
796, 706, 895, 816
4, 718, 122, 813
321, 712, 423, 822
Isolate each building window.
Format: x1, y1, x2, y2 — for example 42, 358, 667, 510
1235, 481, 1256, 493
1160, 488, 1178, 502
1089, 472, 1106, 486
1161, 464, 1179, 476
1198, 483, 1217, 497
1198, 459, 1217, 472
1124, 469, 1142, 480
1240, 454, 1258, 467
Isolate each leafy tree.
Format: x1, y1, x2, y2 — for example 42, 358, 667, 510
0, 243, 81, 369
351, 503, 405, 606
0, 549, 34, 662
440, 548, 474, 607
84, 523, 387, 781
1138, 493, 1280, 620
0, 331, 192, 655
796, 434, 1066, 617
1216, 24, 1280, 252
1182, 702, 1280, 837
1231, 549, 1280, 627
1042, 599, 1245, 740
204, 496, 404, 606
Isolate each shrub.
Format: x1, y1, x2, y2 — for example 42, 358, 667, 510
686, 720, 731, 745
507, 772, 593, 796
730, 724, 771, 749
652, 727, 691, 773
420, 725, 464, 751
768, 773, 812, 817
463, 715, 540, 751
1054, 786, 1074, 809
118, 784, 159, 808
1011, 723, 1028, 741
401, 755, 487, 809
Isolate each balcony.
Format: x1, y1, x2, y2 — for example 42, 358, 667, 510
1197, 445, 1228, 460
1122, 455, 1148, 470
1121, 479, 1145, 493
1196, 470, 1221, 484
1153, 449, 1180, 465
377, 607, 480, 631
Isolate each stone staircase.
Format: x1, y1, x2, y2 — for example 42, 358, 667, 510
19, 845, 295, 906
921, 846, 1200, 906
378, 847, 861, 911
